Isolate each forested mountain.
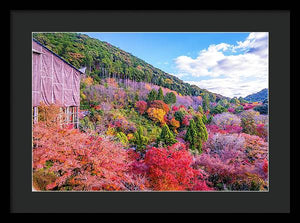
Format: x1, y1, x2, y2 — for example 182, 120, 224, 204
244, 88, 268, 102
32, 32, 227, 100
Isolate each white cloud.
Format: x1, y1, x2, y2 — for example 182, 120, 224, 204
187, 77, 268, 98
173, 32, 268, 97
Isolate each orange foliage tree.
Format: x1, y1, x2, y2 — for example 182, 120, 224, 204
37, 102, 65, 127
169, 117, 180, 133
148, 100, 170, 113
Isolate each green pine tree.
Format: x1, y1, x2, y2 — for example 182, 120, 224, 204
163, 92, 176, 105
156, 124, 177, 147
202, 113, 208, 124
133, 126, 149, 152
198, 105, 204, 114
194, 115, 208, 142
185, 119, 198, 152
185, 116, 208, 154
157, 87, 164, 101
116, 132, 129, 146
147, 89, 158, 102
202, 93, 210, 112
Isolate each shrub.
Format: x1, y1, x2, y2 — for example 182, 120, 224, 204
210, 104, 227, 114
172, 105, 179, 112
242, 133, 268, 165
211, 112, 241, 129
234, 105, 244, 114
256, 124, 268, 141
33, 124, 146, 191
253, 114, 268, 125
239, 110, 260, 120
195, 132, 268, 191
206, 125, 242, 135
203, 133, 245, 154
254, 104, 268, 115
243, 103, 255, 110
37, 102, 63, 127
110, 113, 136, 134
228, 107, 235, 113
135, 100, 148, 115
33, 168, 57, 191
241, 117, 257, 135
144, 143, 213, 191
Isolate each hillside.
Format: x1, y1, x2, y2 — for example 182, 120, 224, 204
32, 32, 227, 100
244, 88, 268, 102
32, 32, 269, 192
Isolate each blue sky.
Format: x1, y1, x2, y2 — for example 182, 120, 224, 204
81, 32, 268, 98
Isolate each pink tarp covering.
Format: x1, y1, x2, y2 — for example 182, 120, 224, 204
32, 40, 81, 107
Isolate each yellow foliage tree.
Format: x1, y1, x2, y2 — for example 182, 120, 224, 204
147, 108, 166, 125
82, 76, 94, 86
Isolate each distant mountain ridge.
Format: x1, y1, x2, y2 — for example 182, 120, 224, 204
32, 32, 228, 101
244, 88, 268, 102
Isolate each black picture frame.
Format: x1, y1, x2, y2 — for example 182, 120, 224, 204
10, 10, 291, 213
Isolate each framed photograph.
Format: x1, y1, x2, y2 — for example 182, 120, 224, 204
10, 10, 291, 213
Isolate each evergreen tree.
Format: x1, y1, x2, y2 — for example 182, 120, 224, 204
230, 97, 240, 105
147, 89, 158, 102
219, 99, 229, 108
202, 93, 210, 112
163, 92, 177, 105
156, 124, 177, 147
185, 119, 198, 152
116, 132, 129, 146
209, 94, 217, 102
207, 115, 213, 124
202, 113, 208, 124
234, 105, 244, 114
198, 105, 204, 114
211, 104, 227, 114
174, 110, 185, 123
194, 115, 208, 143
133, 126, 149, 152
185, 116, 208, 154
157, 87, 164, 101
238, 97, 248, 103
